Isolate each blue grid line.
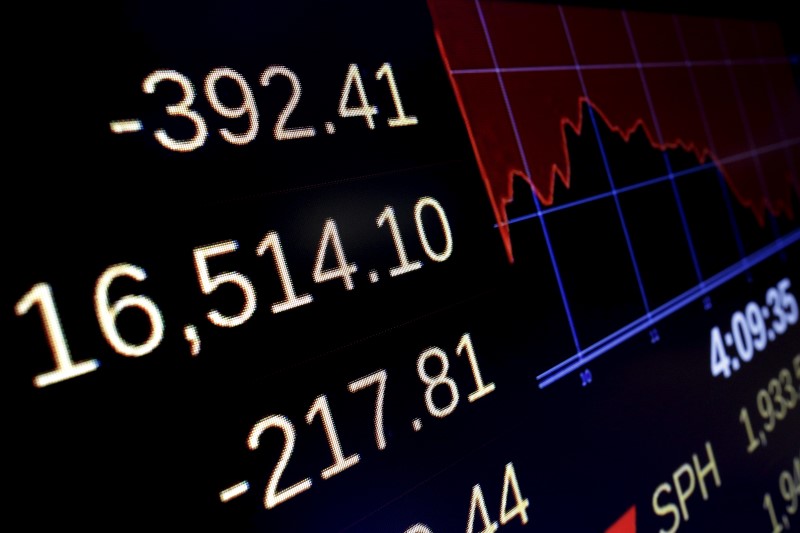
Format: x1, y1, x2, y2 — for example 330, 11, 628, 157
494, 135, 799, 228
450, 56, 792, 75
559, 6, 653, 318
622, 10, 704, 284
474, 0, 583, 353
498, 174, 674, 226
537, 226, 800, 387
751, 28, 800, 197
673, 16, 749, 264
716, 21, 782, 242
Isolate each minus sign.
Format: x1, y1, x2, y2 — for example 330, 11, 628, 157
219, 480, 250, 502
110, 119, 143, 134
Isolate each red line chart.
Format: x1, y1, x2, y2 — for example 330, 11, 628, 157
428, 0, 800, 261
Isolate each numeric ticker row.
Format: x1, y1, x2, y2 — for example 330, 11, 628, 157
112, 62, 418, 152
16, 196, 452, 388
219, 332, 496, 509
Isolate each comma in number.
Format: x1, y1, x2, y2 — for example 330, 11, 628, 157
184, 324, 201, 356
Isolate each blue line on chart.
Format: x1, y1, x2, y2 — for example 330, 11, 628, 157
559, 5, 653, 320
622, 9, 703, 284
475, 0, 583, 354
495, 137, 800, 229
536, 226, 800, 388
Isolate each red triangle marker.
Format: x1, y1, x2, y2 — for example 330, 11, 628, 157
606, 505, 636, 533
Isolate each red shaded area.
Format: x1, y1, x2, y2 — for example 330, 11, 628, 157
428, 0, 800, 261
606, 505, 636, 533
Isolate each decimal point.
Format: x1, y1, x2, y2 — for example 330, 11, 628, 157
724, 332, 734, 347
325, 122, 336, 135
759, 431, 767, 446
768, 330, 776, 341
731, 358, 740, 371
412, 418, 422, 432
762, 306, 769, 319
369, 270, 380, 283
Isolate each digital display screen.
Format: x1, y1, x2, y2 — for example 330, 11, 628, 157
8, 1, 800, 531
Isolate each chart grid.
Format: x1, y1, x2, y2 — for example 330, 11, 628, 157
430, 0, 800, 387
